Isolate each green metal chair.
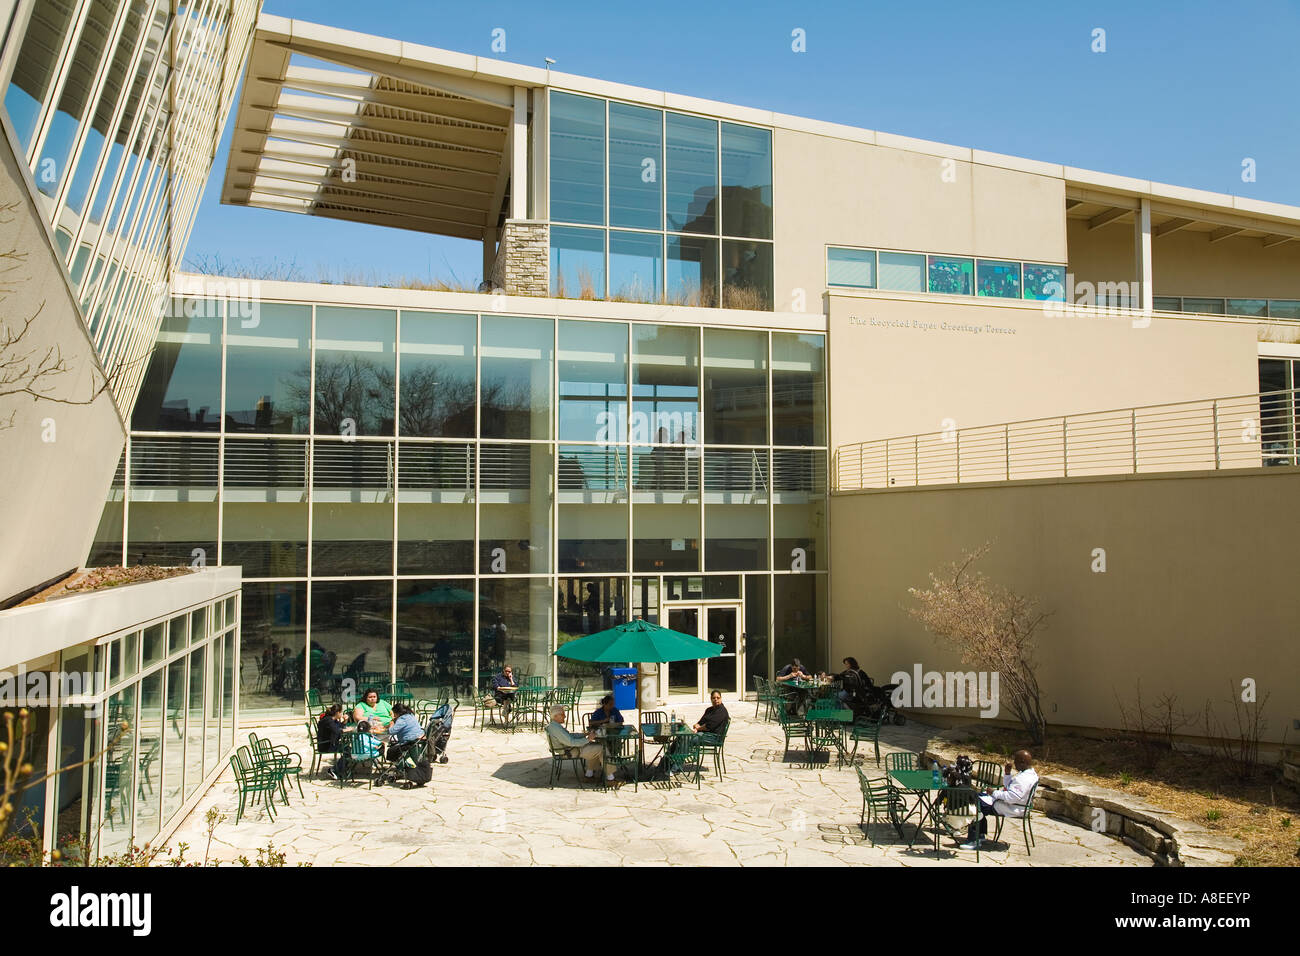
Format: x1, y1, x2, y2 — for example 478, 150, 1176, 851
937, 785, 982, 861
848, 714, 885, 766
807, 716, 848, 768
306, 688, 323, 716
229, 755, 280, 824
546, 735, 585, 788
975, 759, 1003, 789
249, 734, 305, 800
697, 717, 731, 778
337, 731, 381, 786
602, 731, 640, 791
855, 767, 906, 846
992, 781, 1039, 855
884, 751, 920, 773
664, 733, 703, 789
136, 739, 160, 798
774, 703, 810, 761
304, 721, 330, 776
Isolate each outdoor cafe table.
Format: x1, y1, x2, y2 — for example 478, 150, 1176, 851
638, 722, 698, 781
889, 769, 965, 852
782, 679, 830, 715
804, 706, 853, 761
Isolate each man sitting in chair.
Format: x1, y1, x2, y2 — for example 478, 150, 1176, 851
693, 690, 729, 734
547, 704, 614, 785
587, 694, 625, 730
959, 749, 1038, 850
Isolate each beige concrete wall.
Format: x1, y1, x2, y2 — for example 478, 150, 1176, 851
1067, 219, 1300, 300
0, 126, 126, 604
773, 128, 1067, 313
826, 292, 1260, 451
828, 468, 1300, 745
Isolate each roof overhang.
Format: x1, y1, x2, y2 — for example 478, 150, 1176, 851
221, 15, 521, 240
1064, 170, 1300, 247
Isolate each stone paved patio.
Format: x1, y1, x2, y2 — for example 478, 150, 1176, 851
168, 700, 1150, 867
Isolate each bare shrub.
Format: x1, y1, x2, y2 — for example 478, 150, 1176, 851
907, 545, 1049, 744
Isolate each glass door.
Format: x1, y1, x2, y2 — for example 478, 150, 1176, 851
705, 605, 739, 695
666, 606, 700, 697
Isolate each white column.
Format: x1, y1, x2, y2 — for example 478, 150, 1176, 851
511, 86, 528, 220
1134, 197, 1153, 312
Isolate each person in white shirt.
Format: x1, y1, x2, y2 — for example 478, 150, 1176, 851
546, 704, 614, 784
960, 749, 1039, 849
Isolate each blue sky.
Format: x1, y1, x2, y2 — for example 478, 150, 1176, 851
185, 0, 1300, 284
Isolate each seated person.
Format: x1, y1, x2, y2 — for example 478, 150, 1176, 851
352, 721, 382, 759
836, 657, 867, 705
775, 658, 810, 683
587, 694, 624, 730
490, 665, 518, 719
546, 704, 614, 784
693, 690, 729, 735
387, 702, 424, 745
960, 750, 1039, 850
352, 688, 393, 731
316, 704, 347, 753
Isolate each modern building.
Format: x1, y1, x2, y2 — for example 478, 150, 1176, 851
2, 4, 1298, 856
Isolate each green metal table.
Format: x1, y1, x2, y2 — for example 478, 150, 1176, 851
888, 769, 964, 852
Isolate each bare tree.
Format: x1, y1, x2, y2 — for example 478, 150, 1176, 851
0, 201, 129, 430
907, 545, 1049, 744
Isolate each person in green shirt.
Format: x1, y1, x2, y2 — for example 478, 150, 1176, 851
352, 688, 393, 731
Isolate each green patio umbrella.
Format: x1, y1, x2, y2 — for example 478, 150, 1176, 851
554, 618, 721, 725
398, 584, 479, 606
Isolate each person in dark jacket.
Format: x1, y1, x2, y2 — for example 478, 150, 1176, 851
317, 704, 346, 752
693, 690, 729, 734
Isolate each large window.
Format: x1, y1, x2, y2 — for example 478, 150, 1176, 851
225, 303, 311, 433
550, 93, 773, 308
398, 311, 476, 438
313, 307, 396, 437
549, 92, 605, 225
133, 299, 222, 431
609, 102, 662, 230
480, 316, 553, 440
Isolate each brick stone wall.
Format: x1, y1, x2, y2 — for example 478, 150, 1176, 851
491, 220, 549, 297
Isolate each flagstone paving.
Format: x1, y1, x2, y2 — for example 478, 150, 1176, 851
167, 701, 1149, 867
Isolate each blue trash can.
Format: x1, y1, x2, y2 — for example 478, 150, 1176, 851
610, 667, 638, 712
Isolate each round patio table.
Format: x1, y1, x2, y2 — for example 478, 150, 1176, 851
638, 722, 698, 781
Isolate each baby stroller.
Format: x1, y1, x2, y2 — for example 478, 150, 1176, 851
426, 704, 456, 764
861, 674, 906, 725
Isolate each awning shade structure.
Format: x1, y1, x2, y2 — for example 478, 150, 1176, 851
222, 18, 517, 240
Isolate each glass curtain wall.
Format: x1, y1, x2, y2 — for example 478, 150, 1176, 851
104, 302, 828, 710
1, 0, 259, 411
31, 592, 238, 861
549, 92, 774, 308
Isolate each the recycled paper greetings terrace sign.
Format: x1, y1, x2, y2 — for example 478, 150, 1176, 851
848, 315, 1018, 335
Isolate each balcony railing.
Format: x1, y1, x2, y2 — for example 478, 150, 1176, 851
834, 389, 1298, 491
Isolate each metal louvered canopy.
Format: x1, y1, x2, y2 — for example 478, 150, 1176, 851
221, 17, 518, 240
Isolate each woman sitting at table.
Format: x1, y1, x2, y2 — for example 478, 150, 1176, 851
387, 703, 424, 745
587, 694, 625, 730
353, 688, 393, 731
317, 704, 347, 754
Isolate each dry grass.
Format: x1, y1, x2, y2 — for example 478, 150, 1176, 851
964, 727, 1300, 866
17, 566, 194, 607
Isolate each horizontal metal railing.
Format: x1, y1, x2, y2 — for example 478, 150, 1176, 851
834, 389, 1298, 491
